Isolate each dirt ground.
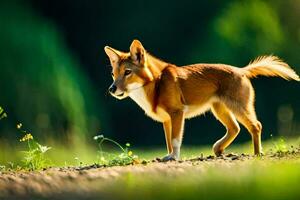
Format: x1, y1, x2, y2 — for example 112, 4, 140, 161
1, 151, 300, 200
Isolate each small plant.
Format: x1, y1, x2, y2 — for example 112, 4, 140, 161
0, 165, 5, 171
18, 123, 52, 170
93, 134, 138, 166
0, 106, 7, 120
270, 134, 288, 155
74, 157, 83, 167
1, 106, 52, 170
7, 162, 14, 170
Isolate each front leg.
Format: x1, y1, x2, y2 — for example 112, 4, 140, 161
163, 120, 172, 154
162, 110, 185, 161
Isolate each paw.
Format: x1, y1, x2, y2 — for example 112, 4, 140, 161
214, 151, 223, 157
213, 146, 224, 157
162, 154, 178, 162
255, 151, 264, 157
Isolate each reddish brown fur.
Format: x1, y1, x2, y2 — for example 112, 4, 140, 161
104, 40, 299, 160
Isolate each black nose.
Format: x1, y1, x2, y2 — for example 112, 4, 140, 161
109, 85, 117, 93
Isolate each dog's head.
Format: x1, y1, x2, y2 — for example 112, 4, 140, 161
104, 40, 153, 99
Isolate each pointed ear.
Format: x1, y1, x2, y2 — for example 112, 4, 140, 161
130, 39, 146, 65
104, 46, 121, 64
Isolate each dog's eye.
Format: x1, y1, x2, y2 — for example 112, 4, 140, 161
111, 72, 114, 77
124, 69, 132, 76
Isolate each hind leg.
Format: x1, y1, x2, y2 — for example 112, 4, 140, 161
235, 108, 262, 155
222, 97, 262, 154
221, 78, 263, 155
211, 102, 240, 156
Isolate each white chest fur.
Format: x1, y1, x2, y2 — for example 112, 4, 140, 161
129, 87, 169, 122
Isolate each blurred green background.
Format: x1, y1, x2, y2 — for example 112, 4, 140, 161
0, 0, 299, 152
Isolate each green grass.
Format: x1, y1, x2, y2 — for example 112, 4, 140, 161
134, 136, 300, 160
1, 136, 300, 168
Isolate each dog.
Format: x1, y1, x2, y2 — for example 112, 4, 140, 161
104, 39, 299, 161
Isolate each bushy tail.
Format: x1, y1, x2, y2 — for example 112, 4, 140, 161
243, 55, 300, 81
